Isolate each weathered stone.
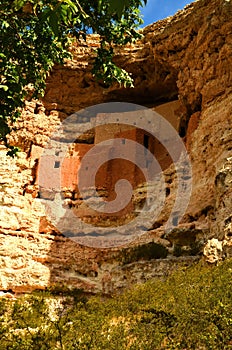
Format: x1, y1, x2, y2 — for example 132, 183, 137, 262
0, 0, 232, 292
203, 238, 223, 264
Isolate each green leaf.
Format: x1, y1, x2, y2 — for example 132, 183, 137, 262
0, 85, 8, 91
48, 11, 59, 37
103, 64, 108, 74
59, 4, 68, 23
1, 20, 9, 29
108, 0, 130, 18
98, 0, 103, 11
64, 0, 78, 13
13, 0, 27, 11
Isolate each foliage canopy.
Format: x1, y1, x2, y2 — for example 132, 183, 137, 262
0, 0, 146, 155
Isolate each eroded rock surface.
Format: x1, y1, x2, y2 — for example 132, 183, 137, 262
0, 0, 232, 293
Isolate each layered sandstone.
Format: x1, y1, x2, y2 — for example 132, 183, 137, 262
0, 0, 231, 293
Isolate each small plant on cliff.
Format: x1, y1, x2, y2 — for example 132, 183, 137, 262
0, 0, 147, 154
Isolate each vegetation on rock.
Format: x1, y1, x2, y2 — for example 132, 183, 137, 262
0, 258, 232, 349
0, 0, 146, 154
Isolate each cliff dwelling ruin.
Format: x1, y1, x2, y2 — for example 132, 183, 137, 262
38, 100, 181, 227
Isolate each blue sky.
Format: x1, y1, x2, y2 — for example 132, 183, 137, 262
140, 0, 193, 27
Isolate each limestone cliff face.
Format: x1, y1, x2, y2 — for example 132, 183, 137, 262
0, 0, 232, 293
